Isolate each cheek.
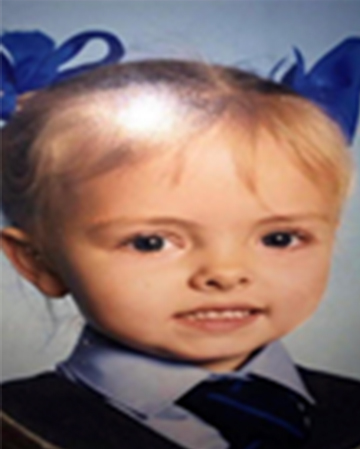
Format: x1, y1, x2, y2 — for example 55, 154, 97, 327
282, 265, 329, 299
265, 253, 332, 318
66, 263, 177, 322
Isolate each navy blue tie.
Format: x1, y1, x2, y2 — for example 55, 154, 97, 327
177, 375, 312, 449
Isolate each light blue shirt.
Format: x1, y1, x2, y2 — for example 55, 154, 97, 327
58, 327, 314, 449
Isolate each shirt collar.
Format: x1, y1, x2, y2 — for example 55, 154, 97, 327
58, 326, 314, 418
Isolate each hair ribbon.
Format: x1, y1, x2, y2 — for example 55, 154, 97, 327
1, 31, 360, 143
1, 30, 125, 121
271, 37, 360, 143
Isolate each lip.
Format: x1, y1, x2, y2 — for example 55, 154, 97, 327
174, 304, 264, 333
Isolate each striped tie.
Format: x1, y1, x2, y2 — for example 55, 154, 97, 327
177, 375, 312, 449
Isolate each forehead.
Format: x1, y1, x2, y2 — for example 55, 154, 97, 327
37, 86, 345, 220
61, 119, 336, 230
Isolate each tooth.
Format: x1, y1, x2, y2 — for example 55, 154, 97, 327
181, 307, 258, 321
183, 309, 254, 321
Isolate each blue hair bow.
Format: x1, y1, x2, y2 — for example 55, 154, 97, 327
272, 37, 360, 143
1, 30, 125, 121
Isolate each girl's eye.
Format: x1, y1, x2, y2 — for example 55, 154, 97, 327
262, 231, 306, 248
127, 235, 168, 252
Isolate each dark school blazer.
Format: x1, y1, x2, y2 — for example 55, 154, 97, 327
1, 368, 360, 449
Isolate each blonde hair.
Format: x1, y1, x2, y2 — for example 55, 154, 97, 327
1, 59, 353, 238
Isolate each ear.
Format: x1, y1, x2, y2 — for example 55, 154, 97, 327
1, 227, 69, 298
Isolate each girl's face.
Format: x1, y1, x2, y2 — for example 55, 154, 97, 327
49, 120, 337, 372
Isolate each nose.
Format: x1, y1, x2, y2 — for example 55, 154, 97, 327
189, 256, 252, 293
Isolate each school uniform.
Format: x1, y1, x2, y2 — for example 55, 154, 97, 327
2, 326, 360, 449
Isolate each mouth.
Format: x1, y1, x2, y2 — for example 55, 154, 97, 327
175, 305, 264, 332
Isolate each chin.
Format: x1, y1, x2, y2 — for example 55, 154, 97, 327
166, 345, 253, 369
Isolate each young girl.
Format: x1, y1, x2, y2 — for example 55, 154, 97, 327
1, 31, 360, 449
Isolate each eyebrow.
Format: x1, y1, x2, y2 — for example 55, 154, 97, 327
256, 213, 331, 225
86, 217, 202, 235
86, 212, 330, 235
